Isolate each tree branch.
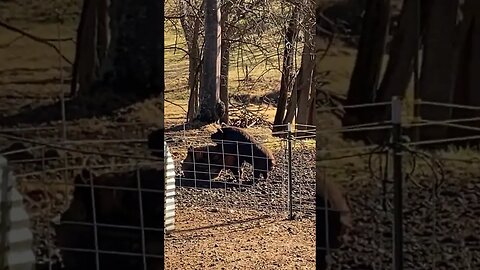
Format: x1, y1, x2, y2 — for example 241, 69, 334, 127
0, 20, 73, 65
165, 15, 186, 19
0, 35, 23, 48
165, 98, 187, 113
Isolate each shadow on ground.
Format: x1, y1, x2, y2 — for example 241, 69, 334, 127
174, 215, 272, 233
164, 121, 212, 132
0, 92, 151, 126
175, 177, 254, 189
1, 77, 72, 85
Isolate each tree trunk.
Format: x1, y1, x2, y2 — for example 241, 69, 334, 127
186, 47, 201, 122
70, 0, 90, 97
343, 0, 391, 129
307, 90, 315, 126
295, 28, 315, 128
96, 0, 163, 97
418, 0, 458, 141
284, 66, 300, 124
70, 0, 110, 97
77, 0, 98, 95
287, 0, 316, 131
220, 42, 230, 124
273, 8, 299, 131
219, 2, 231, 124
96, 0, 110, 67
197, 0, 221, 123
449, 0, 480, 141
375, 0, 421, 106
181, 0, 203, 122
284, 0, 316, 126
466, 16, 480, 133
284, 25, 315, 127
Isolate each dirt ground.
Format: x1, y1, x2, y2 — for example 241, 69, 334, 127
3, 1, 479, 269
164, 122, 316, 269
0, 1, 316, 268
165, 207, 315, 270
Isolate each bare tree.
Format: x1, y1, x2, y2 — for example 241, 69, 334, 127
70, 0, 98, 97
419, 0, 458, 140
220, 0, 232, 124
197, 0, 222, 123
77, 0, 97, 95
284, 0, 316, 130
96, 0, 110, 65
95, 0, 163, 96
375, 0, 421, 105
179, 0, 204, 121
342, 0, 391, 130
273, 7, 300, 130
177, 0, 280, 124
296, 24, 316, 128
71, 0, 162, 97
449, 0, 480, 140
170, 0, 310, 127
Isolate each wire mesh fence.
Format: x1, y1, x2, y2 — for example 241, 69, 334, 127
166, 124, 316, 218
0, 126, 165, 270
318, 147, 480, 269
0, 122, 316, 269
316, 98, 480, 269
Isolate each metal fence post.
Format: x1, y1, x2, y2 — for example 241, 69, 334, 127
287, 123, 293, 220
391, 96, 404, 270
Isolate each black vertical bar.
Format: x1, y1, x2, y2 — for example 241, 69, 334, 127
287, 123, 293, 220
391, 97, 403, 270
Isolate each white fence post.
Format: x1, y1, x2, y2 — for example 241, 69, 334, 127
0, 155, 35, 270
164, 142, 175, 234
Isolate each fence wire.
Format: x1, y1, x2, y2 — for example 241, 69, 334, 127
0, 123, 316, 269
167, 124, 316, 218
317, 145, 480, 269
316, 99, 480, 270
0, 127, 165, 270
